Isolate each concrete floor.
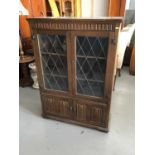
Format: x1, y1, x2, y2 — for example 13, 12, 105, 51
19, 67, 135, 155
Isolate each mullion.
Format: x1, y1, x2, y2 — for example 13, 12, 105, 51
77, 38, 86, 56
96, 59, 104, 79
76, 57, 87, 76
77, 37, 99, 96
61, 78, 67, 90
78, 37, 87, 52
51, 74, 62, 90
41, 40, 49, 53
42, 54, 50, 73
86, 37, 97, 56
76, 59, 86, 80
50, 53, 67, 90
38, 36, 46, 53
76, 60, 95, 96
77, 80, 84, 94
97, 38, 106, 58
87, 37, 103, 80
76, 38, 89, 75
43, 55, 61, 90
53, 55, 67, 87
47, 35, 56, 49
39, 34, 68, 91
87, 37, 105, 80
45, 74, 52, 88
57, 55, 67, 75
86, 58, 97, 80
55, 35, 65, 52
50, 55, 61, 75
47, 55, 58, 75
86, 37, 97, 59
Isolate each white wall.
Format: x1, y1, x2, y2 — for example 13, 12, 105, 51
129, 0, 135, 10
81, 0, 93, 17
93, 0, 108, 17
126, 0, 135, 10
126, 0, 131, 10
81, 0, 108, 17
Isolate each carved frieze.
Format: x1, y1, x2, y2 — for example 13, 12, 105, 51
31, 21, 114, 31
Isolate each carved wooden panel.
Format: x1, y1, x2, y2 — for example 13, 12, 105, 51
41, 94, 72, 118
31, 22, 114, 31
89, 106, 104, 125
73, 100, 106, 126
28, 18, 122, 32
75, 103, 87, 121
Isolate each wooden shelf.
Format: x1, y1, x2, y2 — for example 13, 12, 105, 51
77, 77, 104, 83
42, 52, 66, 57
45, 73, 67, 78
77, 55, 106, 60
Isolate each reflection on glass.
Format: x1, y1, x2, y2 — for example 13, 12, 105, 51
38, 34, 68, 91
76, 36, 109, 97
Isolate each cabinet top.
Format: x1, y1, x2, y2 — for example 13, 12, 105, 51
28, 17, 122, 23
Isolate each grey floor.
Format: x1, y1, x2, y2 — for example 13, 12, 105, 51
19, 67, 135, 155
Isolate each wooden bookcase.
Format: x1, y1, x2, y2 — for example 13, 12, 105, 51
28, 17, 122, 132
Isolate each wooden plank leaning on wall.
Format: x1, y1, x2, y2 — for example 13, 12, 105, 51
108, 0, 126, 17
19, 0, 46, 50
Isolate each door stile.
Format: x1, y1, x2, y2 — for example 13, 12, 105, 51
70, 31, 77, 96
32, 32, 45, 89
66, 31, 73, 96
104, 31, 117, 100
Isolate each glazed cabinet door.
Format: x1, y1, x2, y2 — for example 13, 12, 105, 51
35, 32, 72, 94
71, 31, 110, 99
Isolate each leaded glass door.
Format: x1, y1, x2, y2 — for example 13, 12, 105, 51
38, 33, 69, 92
75, 33, 109, 98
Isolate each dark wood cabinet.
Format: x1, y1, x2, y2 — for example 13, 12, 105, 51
28, 17, 122, 132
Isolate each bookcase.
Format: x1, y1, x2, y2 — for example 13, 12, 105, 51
28, 17, 122, 132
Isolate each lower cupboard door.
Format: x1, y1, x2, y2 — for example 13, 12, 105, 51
73, 100, 107, 126
41, 94, 73, 119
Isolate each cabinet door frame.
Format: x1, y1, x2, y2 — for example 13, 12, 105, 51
32, 30, 73, 96
70, 31, 112, 102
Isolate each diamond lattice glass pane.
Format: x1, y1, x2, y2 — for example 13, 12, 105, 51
38, 34, 68, 91
76, 36, 108, 97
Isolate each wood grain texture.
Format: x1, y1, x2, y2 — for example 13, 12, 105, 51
20, 0, 46, 38
74, 0, 81, 17
108, 0, 126, 17
129, 46, 135, 75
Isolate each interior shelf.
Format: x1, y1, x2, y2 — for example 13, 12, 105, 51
77, 55, 106, 60
45, 73, 67, 78
76, 77, 104, 83
42, 53, 66, 57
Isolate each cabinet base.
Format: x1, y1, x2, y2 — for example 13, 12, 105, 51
40, 93, 109, 132
42, 113, 109, 132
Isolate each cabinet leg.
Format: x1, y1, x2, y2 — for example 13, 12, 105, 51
19, 62, 33, 87
42, 112, 48, 119
118, 69, 121, 77
113, 75, 117, 91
